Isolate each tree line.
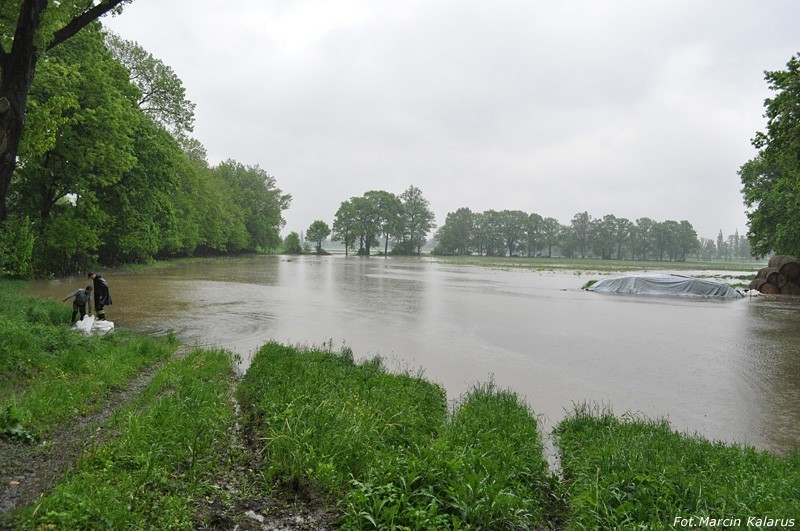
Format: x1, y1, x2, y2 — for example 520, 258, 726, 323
288, 186, 437, 257
434, 209, 751, 261
0, 21, 290, 277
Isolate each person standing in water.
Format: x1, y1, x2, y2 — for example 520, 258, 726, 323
88, 272, 112, 320
63, 285, 93, 325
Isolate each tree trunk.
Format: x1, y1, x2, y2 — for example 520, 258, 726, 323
0, 0, 47, 221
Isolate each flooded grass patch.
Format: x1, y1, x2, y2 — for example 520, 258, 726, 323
430, 255, 765, 275
8, 349, 236, 529
554, 404, 800, 529
238, 343, 552, 529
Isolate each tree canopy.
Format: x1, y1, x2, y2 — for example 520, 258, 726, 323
0, 22, 290, 277
0, 0, 132, 222
740, 53, 800, 257
331, 186, 435, 256
433, 208, 707, 261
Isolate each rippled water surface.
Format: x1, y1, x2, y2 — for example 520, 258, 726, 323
28, 255, 800, 454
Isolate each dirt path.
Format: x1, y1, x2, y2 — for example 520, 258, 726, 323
0, 344, 340, 529
0, 345, 193, 526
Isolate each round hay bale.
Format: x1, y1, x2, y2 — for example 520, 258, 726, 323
768, 254, 797, 268
759, 282, 779, 295
778, 258, 800, 282
761, 267, 781, 285
749, 278, 767, 291
780, 282, 800, 296
756, 267, 770, 279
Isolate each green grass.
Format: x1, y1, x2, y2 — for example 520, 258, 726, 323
554, 404, 800, 529
9, 348, 236, 529
341, 383, 551, 529
237, 343, 449, 495
239, 344, 552, 529
0, 281, 178, 441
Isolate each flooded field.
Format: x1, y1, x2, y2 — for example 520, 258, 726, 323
27, 255, 800, 455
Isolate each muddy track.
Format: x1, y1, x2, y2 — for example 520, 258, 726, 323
0, 345, 340, 530
0, 345, 194, 526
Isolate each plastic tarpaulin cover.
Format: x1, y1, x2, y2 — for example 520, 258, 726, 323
587, 274, 742, 299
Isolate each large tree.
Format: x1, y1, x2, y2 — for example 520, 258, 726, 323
396, 185, 435, 255
0, 0, 131, 221
740, 53, 800, 257
306, 219, 330, 254
105, 32, 195, 137
332, 199, 358, 257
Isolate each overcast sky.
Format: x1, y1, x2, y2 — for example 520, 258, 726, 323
103, 1, 800, 240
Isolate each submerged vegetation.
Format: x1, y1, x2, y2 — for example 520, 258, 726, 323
2, 281, 798, 528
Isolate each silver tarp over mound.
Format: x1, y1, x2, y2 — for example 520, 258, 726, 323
587, 274, 742, 299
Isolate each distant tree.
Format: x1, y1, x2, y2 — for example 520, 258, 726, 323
699, 237, 717, 261
570, 211, 593, 259
525, 213, 543, 257
396, 185, 435, 255
740, 53, 800, 257
497, 209, 528, 256
612, 217, 632, 260
364, 190, 402, 255
633, 217, 655, 260
540, 217, 561, 258
332, 199, 358, 257
283, 231, 302, 254
0, 0, 132, 222
592, 214, 617, 260
676, 220, 700, 261
306, 220, 331, 254
351, 195, 381, 255
476, 210, 505, 256
433, 207, 473, 255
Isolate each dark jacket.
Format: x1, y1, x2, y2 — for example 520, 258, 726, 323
92, 274, 112, 305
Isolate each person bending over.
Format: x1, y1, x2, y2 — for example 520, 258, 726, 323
63, 285, 93, 325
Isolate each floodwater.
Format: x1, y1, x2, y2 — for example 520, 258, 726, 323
27, 255, 800, 455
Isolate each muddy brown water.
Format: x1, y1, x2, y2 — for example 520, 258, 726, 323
27, 255, 800, 455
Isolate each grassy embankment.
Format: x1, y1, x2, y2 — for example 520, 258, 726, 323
0, 281, 178, 442
2, 280, 799, 529
555, 404, 800, 529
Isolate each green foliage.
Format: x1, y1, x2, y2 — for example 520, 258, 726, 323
212, 160, 291, 252
740, 53, 800, 257
11, 349, 235, 530
306, 219, 331, 253
0, 217, 34, 278
105, 32, 196, 136
434, 207, 708, 261
5, 23, 290, 274
283, 232, 302, 254
98, 116, 181, 264
554, 405, 800, 529
332, 186, 435, 256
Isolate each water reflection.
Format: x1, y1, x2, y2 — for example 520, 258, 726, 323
26, 255, 800, 455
